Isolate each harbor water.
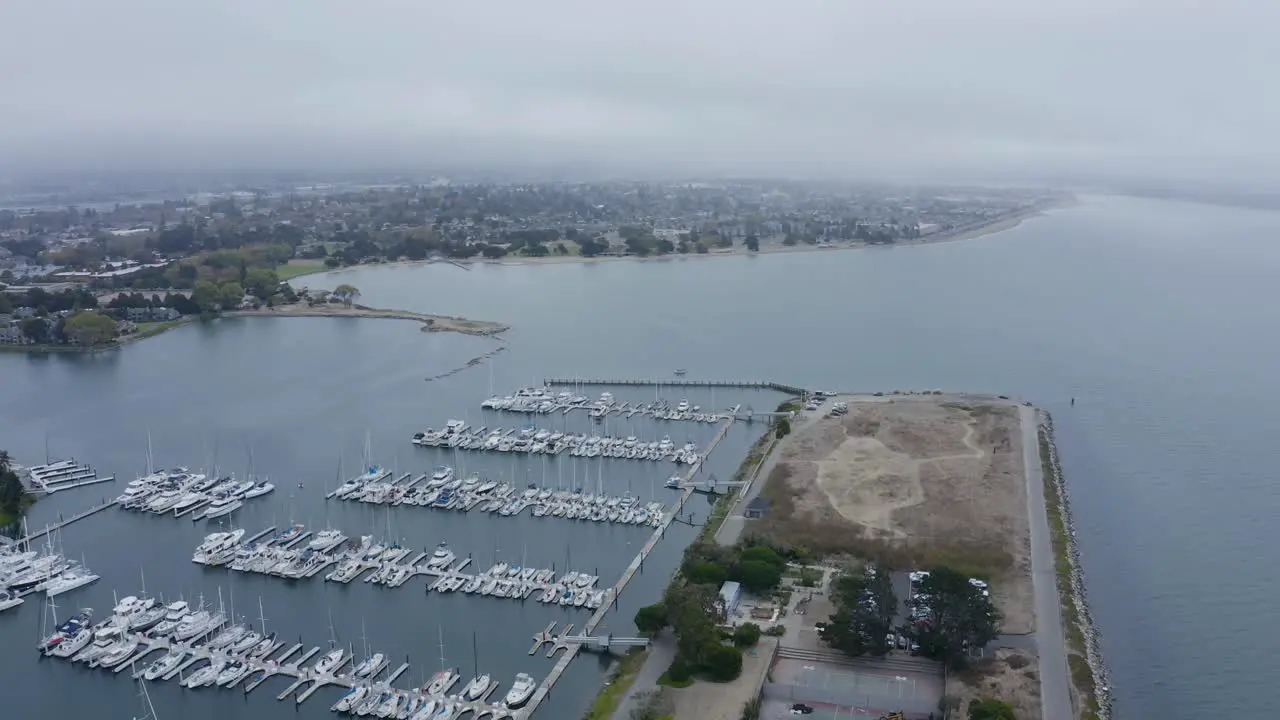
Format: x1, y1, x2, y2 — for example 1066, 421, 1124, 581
4, 194, 1280, 718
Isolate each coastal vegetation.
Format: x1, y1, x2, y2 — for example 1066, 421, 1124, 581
0, 451, 33, 535
968, 698, 1017, 719
581, 647, 648, 720
1039, 424, 1106, 720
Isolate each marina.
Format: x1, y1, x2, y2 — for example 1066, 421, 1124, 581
114, 467, 276, 521
190, 525, 614, 609
21, 459, 116, 494
36, 596, 532, 719
412, 421, 705, 464
479, 386, 735, 424
328, 466, 670, 528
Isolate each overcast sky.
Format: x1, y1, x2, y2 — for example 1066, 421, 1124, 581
1, 0, 1276, 184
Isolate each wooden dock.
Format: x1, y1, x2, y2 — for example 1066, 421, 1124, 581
544, 377, 807, 395
15, 498, 118, 546
518, 417, 733, 718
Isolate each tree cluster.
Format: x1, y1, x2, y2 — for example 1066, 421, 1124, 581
904, 567, 1000, 668
2, 286, 98, 314
684, 542, 788, 594
0, 451, 25, 531
63, 310, 118, 346
821, 566, 898, 658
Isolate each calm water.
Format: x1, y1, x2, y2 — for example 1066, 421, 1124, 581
4, 195, 1280, 719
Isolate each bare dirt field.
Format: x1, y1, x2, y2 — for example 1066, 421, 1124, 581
948, 648, 1042, 720
751, 396, 1033, 635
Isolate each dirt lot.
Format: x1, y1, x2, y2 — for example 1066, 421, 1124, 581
948, 648, 1042, 719
751, 396, 1033, 635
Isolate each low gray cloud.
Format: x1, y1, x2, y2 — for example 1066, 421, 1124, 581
1, 0, 1276, 183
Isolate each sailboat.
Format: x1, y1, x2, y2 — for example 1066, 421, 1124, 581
133, 676, 160, 720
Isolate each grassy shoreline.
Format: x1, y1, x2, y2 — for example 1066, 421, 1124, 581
1038, 415, 1111, 720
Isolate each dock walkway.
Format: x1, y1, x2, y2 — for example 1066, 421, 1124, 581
544, 377, 807, 395
518, 417, 734, 718
16, 498, 118, 546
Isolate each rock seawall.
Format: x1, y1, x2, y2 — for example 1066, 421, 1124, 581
1040, 411, 1112, 719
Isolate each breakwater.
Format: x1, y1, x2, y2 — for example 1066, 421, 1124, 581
1040, 412, 1112, 719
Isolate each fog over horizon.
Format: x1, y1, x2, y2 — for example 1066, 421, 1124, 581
1, 0, 1277, 188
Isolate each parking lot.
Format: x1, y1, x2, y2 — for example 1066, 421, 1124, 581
768, 657, 941, 719
761, 698, 934, 719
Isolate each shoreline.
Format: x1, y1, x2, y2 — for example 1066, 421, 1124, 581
224, 303, 509, 337
1039, 412, 1111, 720
0, 304, 506, 355
294, 200, 1069, 280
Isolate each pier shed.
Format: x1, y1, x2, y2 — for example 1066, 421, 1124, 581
718, 580, 742, 617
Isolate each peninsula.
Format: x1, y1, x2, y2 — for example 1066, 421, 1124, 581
602, 391, 1106, 720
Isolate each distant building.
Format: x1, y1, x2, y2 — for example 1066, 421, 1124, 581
0, 319, 25, 344
744, 496, 771, 519
126, 306, 180, 322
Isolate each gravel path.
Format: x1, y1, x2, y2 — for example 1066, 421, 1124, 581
1020, 404, 1072, 720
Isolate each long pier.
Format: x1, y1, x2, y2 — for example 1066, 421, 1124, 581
519, 417, 734, 718
15, 498, 118, 546
544, 377, 807, 395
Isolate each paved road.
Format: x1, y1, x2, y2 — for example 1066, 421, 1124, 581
610, 631, 675, 720
1020, 405, 1072, 720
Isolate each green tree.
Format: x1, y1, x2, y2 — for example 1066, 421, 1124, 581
0, 450, 28, 532
666, 583, 721, 667
333, 283, 361, 307
825, 568, 898, 658
686, 561, 729, 586
774, 417, 791, 438
732, 623, 761, 648
968, 698, 1016, 720
243, 267, 280, 300
737, 560, 782, 593
192, 279, 220, 312
0, 292, 11, 314
634, 604, 668, 636
906, 567, 1000, 668
21, 317, 49, 344
702, 643, 743, 682
744, 235, 760, 252
62, 310, 117, 347
218, 281, 245, 309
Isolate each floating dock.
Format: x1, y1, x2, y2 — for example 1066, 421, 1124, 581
14, 498, 118, 546
544, 377, 808, 394
520, 416, 734, 718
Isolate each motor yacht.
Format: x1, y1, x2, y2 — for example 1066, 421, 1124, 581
173, 609, 221, 641
201, 495, 243, 519
39, 564, 100, 597
425, 543, 455, 569
503, 672, 536, 708
309, 528, 346, 551
39, 609, 93, 653
170, 491, 207, 514
73, 624, 126, 664
96, 635, 142, 668
145, 489, 183, 513
127, 601, 167, 632
49, 626, 94, 658
0, 588, 24, 612
462, 673, 491, 700
242, 481, 275, 499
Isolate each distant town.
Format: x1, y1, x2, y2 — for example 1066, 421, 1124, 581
0, 180, 1064, 348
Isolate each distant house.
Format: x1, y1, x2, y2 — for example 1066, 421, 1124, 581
12, 306, 37, 319
126, 306, 180, 322
0, 319, 26, 345
744, 496, 772, 519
